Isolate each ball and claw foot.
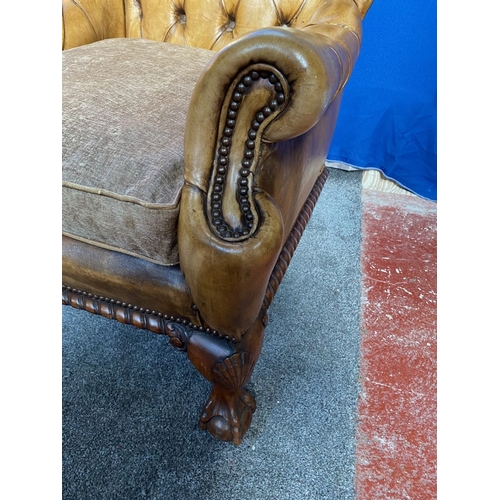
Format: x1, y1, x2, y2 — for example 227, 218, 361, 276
199, 385, 256, 445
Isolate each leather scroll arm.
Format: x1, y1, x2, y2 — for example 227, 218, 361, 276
179, 185, 283, 342
179, 25, 363, 341
183, 25, 362, 190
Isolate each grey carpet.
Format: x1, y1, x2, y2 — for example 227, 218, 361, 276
62, 168, 363, 500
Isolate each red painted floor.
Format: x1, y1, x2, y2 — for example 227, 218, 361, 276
356, 190, 437, 499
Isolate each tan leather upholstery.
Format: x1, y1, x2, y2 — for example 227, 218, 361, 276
62, 0, 125, 49
62, 0, 372, 50
62, 0, 371, 339
179, 21, 363, 335
62, 0, 373, 445
62, 235, 199, 322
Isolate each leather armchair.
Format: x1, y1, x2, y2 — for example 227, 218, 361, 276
62, 0, 373, 445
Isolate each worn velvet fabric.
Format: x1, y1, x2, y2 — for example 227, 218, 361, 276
62, 38, 215, 265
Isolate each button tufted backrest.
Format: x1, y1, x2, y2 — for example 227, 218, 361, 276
122, 0, 371, 51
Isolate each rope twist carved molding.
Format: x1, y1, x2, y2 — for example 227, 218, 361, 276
61, 286, 239, 343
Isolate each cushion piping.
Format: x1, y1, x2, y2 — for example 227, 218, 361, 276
62, 232, 179, 267
62, 181, 183, 210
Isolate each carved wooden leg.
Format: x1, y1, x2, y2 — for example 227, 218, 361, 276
198, 352, 257, 444
184, 312, 267, 445
62, 288, 267, 445
199, 387, 255, 443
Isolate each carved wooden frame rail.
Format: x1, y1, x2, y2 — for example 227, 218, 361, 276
62, 167, 329, 444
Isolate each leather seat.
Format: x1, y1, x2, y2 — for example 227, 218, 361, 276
62, 0, 373, 445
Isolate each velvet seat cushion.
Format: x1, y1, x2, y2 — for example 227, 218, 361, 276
62, 38, 215, 266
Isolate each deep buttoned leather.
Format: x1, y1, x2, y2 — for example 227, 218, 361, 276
62, 0, 372, 339
62, 0, 372, 50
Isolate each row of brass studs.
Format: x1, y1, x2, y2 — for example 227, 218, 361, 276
62, 285, 238, 343
211, 69, 287, 240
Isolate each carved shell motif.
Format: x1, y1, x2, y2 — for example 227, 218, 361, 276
213, 352, 255, 391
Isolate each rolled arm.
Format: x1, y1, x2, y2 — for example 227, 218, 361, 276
179, 18, 364, 340
183, 24, 362, 189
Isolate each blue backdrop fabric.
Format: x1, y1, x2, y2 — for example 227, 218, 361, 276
327, 0, 437, 201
